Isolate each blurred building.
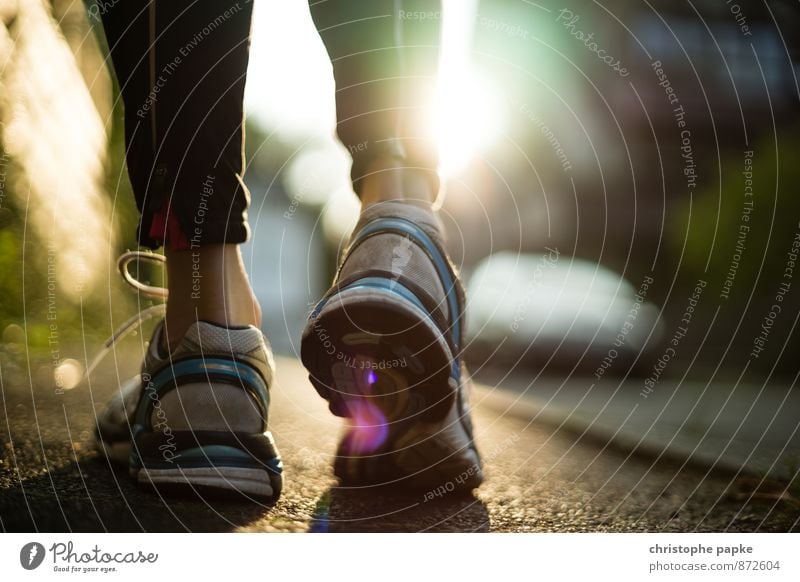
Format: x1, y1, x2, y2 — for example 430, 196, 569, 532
440, 0, 800, 376
446, 0, 799, 272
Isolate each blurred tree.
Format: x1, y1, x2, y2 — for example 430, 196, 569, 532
0, 0, 141, 384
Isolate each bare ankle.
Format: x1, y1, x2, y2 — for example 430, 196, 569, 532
163, 245, 261, 349
359, 158, 437, 209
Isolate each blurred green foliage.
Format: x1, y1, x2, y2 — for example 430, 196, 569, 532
675, 127, 800, 373
0, 99, 145, 380
684, 131, 799, 287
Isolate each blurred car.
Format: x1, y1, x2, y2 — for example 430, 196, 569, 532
464, 251, 664, 376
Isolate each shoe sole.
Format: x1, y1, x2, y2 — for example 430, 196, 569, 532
333, 428, 483, 491
99, 432, 284, 502
301, 287, 483, 490
134, 466, 281, 500
301, 287, 457, 424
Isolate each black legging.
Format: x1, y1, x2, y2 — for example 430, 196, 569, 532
99, 0, 441, 249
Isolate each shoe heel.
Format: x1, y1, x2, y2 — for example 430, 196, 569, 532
132, 433, 283, 500
301, 286, 456, 423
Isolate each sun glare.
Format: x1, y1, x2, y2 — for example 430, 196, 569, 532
432, 68, 506, 178
432, 0, 505, 178
246, 0, 504, 196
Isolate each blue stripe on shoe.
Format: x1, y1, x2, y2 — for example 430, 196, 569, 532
341, 277, 429, 314
349, 217, 462, 348
309, 278, 428, 329
135, 445, 283, 473
309, 277, 460, 380
134, 358, 269, 428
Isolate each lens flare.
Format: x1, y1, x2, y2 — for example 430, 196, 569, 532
54, 359, 83, 391
341, 400, 389, 455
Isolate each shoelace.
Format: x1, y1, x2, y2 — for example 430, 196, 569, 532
83, 251, 168, 380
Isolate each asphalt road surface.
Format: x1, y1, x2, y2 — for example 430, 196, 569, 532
1, 356, 797, 532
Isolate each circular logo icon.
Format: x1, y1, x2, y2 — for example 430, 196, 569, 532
20, 542, 46, 570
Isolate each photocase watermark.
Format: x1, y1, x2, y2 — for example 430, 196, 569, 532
641, 279, 706, 399
363, 357, 409, 370
20, 540, 158, 573
556, 8, 629, 77
137, 55, 182, 120
284, 168, 319, 220
510, 248, 560, 333
422, 432, 520, 502
20, 542, 46, 570
726, 0, 753, 37
651, 60, 697, 192
86, 0, 122, 21
720, 150, 754, 300
136, 2, 247, 118
347, 140, 370, 157
594, 273, 654, 380
749, 221, 800, 360
46, 241, 66, 395
189, 175, 215, 299
141, 372, 177, 463
652, 60, 680, 107
509, 97, 573, 173
398, 9, 440, 21
479, 16, 529, 40
0, 150, 9, 210
305, 233, 427, 372
47, 541, 156, 574
307, 316, 416, 373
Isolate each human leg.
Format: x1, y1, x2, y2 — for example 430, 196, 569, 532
100, 0, 259, 346
304, 0, 482, 489
94, 1, 281, 499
